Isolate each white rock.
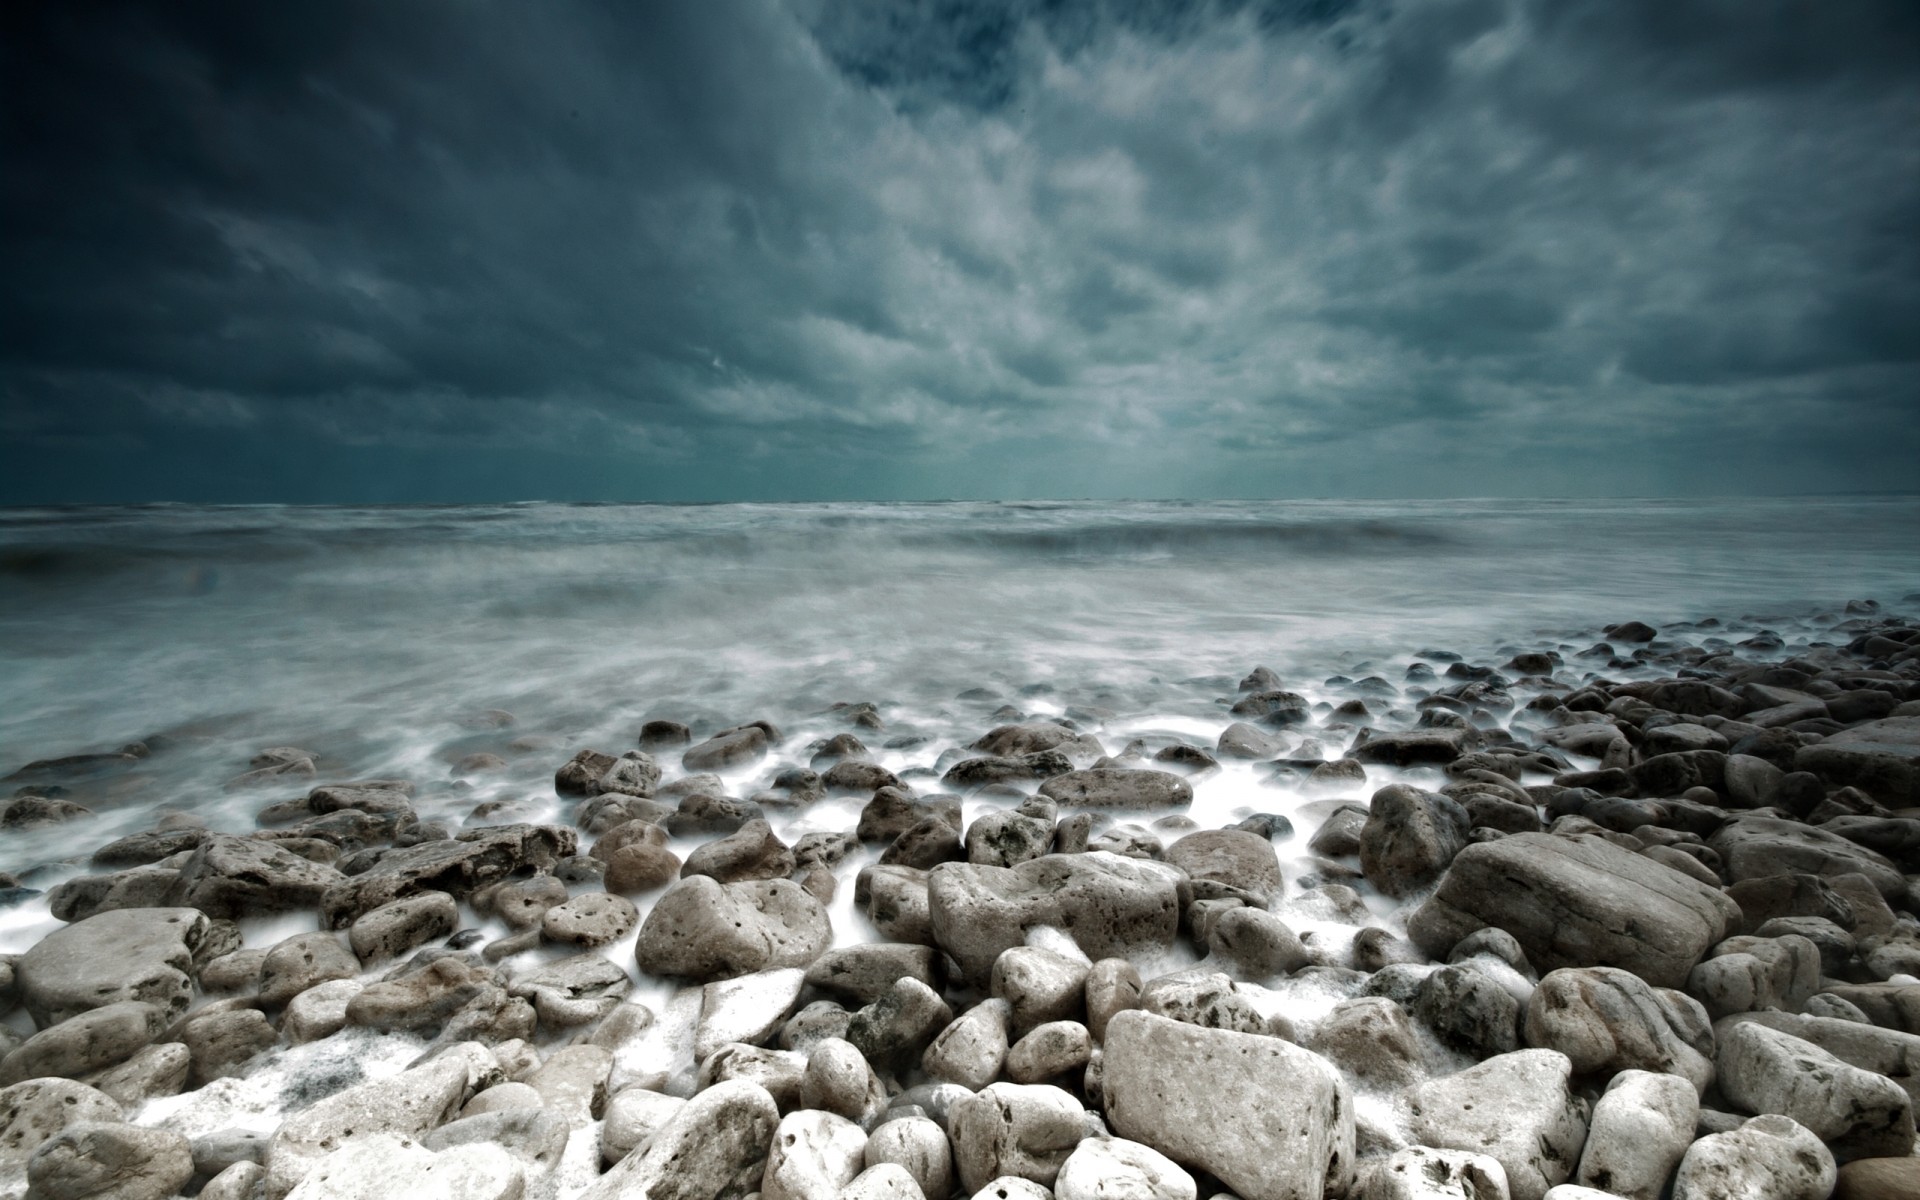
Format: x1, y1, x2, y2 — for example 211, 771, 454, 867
1408, 1050, 1587, 1200
599, 1086, 686, 1167
1716, 1019, 1915, 1160
1357, 1146, 1510, 1199
970, 1177, 1054, 1200
864, 1116, 954, 1200
284, 979, 365, 1045
579, 1078, 779, 1200
1054, 1136, 1195, 1200
842, 1162, 928, 1200
1574, 1070, 1697, 1200
802, 1038, 887, 1127
281, 1133, 523, 1200
524, 1045, 611, 1128
697, 968, 808, 1061
762, 1109, 868, 1200
264, 1055, 471, 1199
1670, 1114, 1835, 1200
924, 1000, 1012, 1091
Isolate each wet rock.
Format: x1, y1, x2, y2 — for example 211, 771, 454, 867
0, 1001, 166, 1087
423, 1107, 568, 1188
848, 978, 954, 1073
542, 891, 638, 948
683, 725, 774, 772
968, 1177, 1051, 1200
510, 951, 631, 1030
1408, 1050, 1588, 1200
344, 957, 497, 1035
949, 1083, 1088, 1193
1103, 1010, 1353, 1200
1709, 815, 1905, 897
319, 824, 578, 926
1307, 997, 1422, 1088
1082, 960, 1141, 1043
1715, 1019, 1915, 1161
664, 792, 765, 838
1037, 768, 1192, 810
348, 891, 458, 964
633, 876, 831, 981
966, 805, 1056, 869
85, 1042, 190, 1108
865, 1116, 952, 1198
1687, 933, 1820, 1019
483, 873, 570, 930
284, 979, 363, 1044
1055, 1136, 1194, 1200
1207, 907, 1309, 978
580, 1077, 778, 1200
801, 1037, 887, 1126
166, 834, 347, 919
1139, 972, 1266, 1036
0, 795, 92, 829
1216, 723, 1286, 760
1306, 805, 1368, 858
1356, 1147, 1510, 1200
17, 907, 210, 1027
943, 754, 1073, 791
1359, 784, 1470, 899
1523, 967, 1714, 1094
762, 1109, 868, 1200
699, 1043, 808, 1110
805, 945, 945, 1007
181, 1005, 278, 1084
1165, 829, 1283, 903
681, 819, 795, 884
88, 829, 207, 869
24, 1121, 194, 1200
695, 968, 807, 1061
1350, 727, 1483, 767
994, 948, 1090, 1035
1670, 1114, 1834, 1200
862, 865, 935, 945
1573, 1069, 1697, 1200
1795, 716, 1920, 806
1006, 1021, 1092, 1084
0, 1080, 124, 1172
600, 1086, 686, 1167
264, 1053, 473, 1199
279, 1132, 525, 1200
523, 1044, 611, 1127
782, 1000, 854, 1052
258, 932, 359, 1008
1412, 963, 1521, 1059
927, 853, 1186, 985
1408, 832, 1740, 989
923, 999, 1012, 1091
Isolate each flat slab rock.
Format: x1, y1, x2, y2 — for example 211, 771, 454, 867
319, 824, 578, 927
1795, 716, 1920, 806
1037, 768, 1192, 810
16, 907, 211, 1027
1408, 832, 1741, 989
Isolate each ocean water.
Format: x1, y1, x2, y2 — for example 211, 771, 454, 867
1, 496, 1916, 1178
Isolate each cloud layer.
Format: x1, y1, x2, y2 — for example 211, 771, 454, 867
3, 0, 1916, 501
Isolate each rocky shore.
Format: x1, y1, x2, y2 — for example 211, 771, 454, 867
2, 599, 1920, 1200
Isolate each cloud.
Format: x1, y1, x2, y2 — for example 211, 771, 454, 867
1, 0, 1916, 501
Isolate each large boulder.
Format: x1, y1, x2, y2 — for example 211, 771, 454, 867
1408, 1049, 1588, 1200
1102, 1009, 1353, 1200
0, 1079, 123, 1169
319, 825, 578, 926
1715, 1020, 1915, 1162
580, 1078, 779, 1200
1358, 785, 1470, 898
167, 835, 347, 919
1795, 717, 1920, 806
1407, 833, 1740, 989
1037, 769, 1192, 810
1523, 967, 1714, 1094
927, 854, 1186, 985
24, 1121, 194, 1200
16, 908, 211, 1027
1708, 815, 1905, 897
633, 876, 831, 981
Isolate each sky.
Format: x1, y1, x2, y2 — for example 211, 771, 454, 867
2, 0, 1917, 503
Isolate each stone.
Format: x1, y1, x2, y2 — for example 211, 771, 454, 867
1407, 833, 1741, 989
1055, 1136, 1194, 1200
1408, 1050, 1588, 1200
1350, 727, 1482, 767
1796, 716, 1920, 806
422, 1108, 568, 1185
634, 876, 831, 981
862, 866, 935, 945
1102, 1010, 1354, 1200
486, 874, 569, 929
263, 1053, 473, 1199
848, 978, 954, 1073
345, 956, 495, 1035
0, 1080, 123, 1168
23, 1121, 194, 1200
604, 840, 683, 893
1357, 1147, 1510, 1200
1083, 960, 1141, 1043
279, 1133, 524, 1200
859, 790, 962, 844
864, 1116, 953, 1200
1307, 997, 1422, 1088
461, 1082, 541, 1117
884, 815, 968, 870
966, 809, 1056, 869
1037, 768, 1192, 810
16, 907, 209, 1027
843, 1162, 928, 1200
1412, 965, 1522, 1060
600, 1086, 686, 1167
923, 1000, 1012, 1091
167, 834, 347, 919
1687, 934, 1821, 1019
542, 891, 638, 947
579, 1078, 779, 1200
761, 1109, 868, 1200
1165, 829, 1283, 903
1138, 972, 1266, 1036
181, 1005, 278, 1083
1715, 1019, 1915, 1161
1723, 1010, 1920, 1107
347, 892, 458, 963
993, 948, 1090, 1035
968, 1178, 1052, 1200
927, 853, 1186, 985
1574, 1069, 1698, 1200
949, 1083, 1089, 1193
1217, 723, 1286, 760
696, 968, 807, 1061
1709, 815, 1905, 897
1005, 1018, 1094, 1086
1359, 785, 1470, 898
1835, 1157, 1920, 1200
1522, 967, 1714, 1093
0, 1001, 166, 1087
258, 933, 359, 1008
699, 1043, 808, 1109
683, 725, 773, 772
521, 1044, 610, 1127
45, 867, 181, 924
801, 1038, 887, 1126
86, 1042, 190, 1107
685, 820, 796, 884
1670, 1114, 1835, 1200
201, 1161, 266, 1200
318, 824, 578, 926
805, 945, 944, 1007
284, 979, 363, 1044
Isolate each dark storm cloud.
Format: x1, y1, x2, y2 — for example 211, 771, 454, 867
2, 0, 1916, 502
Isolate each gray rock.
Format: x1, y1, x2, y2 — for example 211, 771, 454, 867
422, 1107, 569, 1182
862, 866, 935, 945
263, 1051, 473, 1198
683, 725, 773, 772
1795, 716, 1920, 807
699, 1044, 809, 1109
1670, 1114, 1835, 1200
0, 1001, 166, 1087
927, 853, 1186, 985
1715, 1019, 1915, 1161
1573, 1069, 1697, 1200
1359, 785, 1470, 898
967, 1178, 1052, 1200
348, 892, 458, 964
579, 1077, 779, 1200
761, 1109, 868, 1200
1082, 960, 1141, 1043
1408, 832, 1741, 989
864, 1116, 954, 1200
284, 979, 363, 1045
24, 1121, 194, 1200
843, 1162, 928, 1200
966, 809, 1056, 869
1523, 967, 1714, 1094
318, 824, 578, 927
1350, 727, 1483, 767
1138, 972, 1266, 1036
1709, 815, 1905, 897
993, 948, 1090, 1035
1055, 1136, 1194, 1200
634, 876, 831, 981
1412, 964, 1522, 1060
179, 1005, 278, 1084
45, 867, 181, 924
696, 968, 807, 1061
1006, 1021, 1092, 1085
600, 1086, 686, 1167
848, 978, 954, 1073
167, 834, 347, 919
85, 1042, 190, 1108
805, 945, 944, 1007
505, 951, 631, 1031
1164, 830, 1283, 903
542, 891, 638, 948
801, 1037, 887, 1126
258, 933, 359, 1008
1102, 1010, 1354, 1200
1216, 723, 1286, 761
685, 820, 796, 884
278, 1133, 524, 1200
1687, 933, 1821, 1019
1037, 768, 1192, 810
923, 1000, 1012, 1091
0, 1080, 123, 1169
949, 1083, 1089, 1193
17, 908, 210, 1027
1408, 1050, 1588, 1200
1356, 1146, 1511, 1200
1307, 997, 1422, 1088
201, 1161, 266, 1200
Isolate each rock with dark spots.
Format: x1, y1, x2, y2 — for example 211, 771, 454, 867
1709, 815, 1905, 897
18, 907, 210, 1027
1164, 830, 1282, 903
1409, 1050, 1588, 1200
682, 725, 773, 772
1102, 1010, 1353, 1200
0, 1080, 124, 1171
949, 1083, 1088, 1193
44, 867, 181, 924
1037, 768, 1191, 810
319, 824, 577, 926
861, 866, 935, 945
1670, 1114, 1835, 1200
974, 724, 1104, 763
1412, 964, 1522, 1060
164, 835, 347, 919
1359, 784, 1470, 899
847, 978, 954, 1072
859, 789, 960, 844
697, 1044, 807, 1109
345, 956, 506, 1036
640, 720, 693, 749
664, 793, 764, 838
884, 816, 968, 869
1572, 1068, 1698, 1200
0, 1001, 167, 1087
1795, 716, 1920, 806
1687, 933, 1820, 1019
864, 1115, 954, 1200
583, 1075, 777, 1196
1207, 907, 1309, 978
801, 1038, 887, 1126
633, 876, 831, 981
966, 807, 1056, 869
993, 948, 1091, 1035
0, 795, 93, 829
1307, 997, 1422, 1088
24, 1121, 194, 1200
1715, 1020, 1915, 1162
1350, 727, 1483, 767
923, 999, 1012, 1091
486, 873, 569, 929
762, 1109, 868, 1200
1006, 1021, 1092, 1084
1139, 972, 1266, 1036
258, 933, 359, 1007
805, 945, 945, 1007
1230, 689, 1310, 724
542, 892, 638, 948
348, 891, 459, 964
508, 952, 631, 1030
1407, 832, 1741, 989
89, 829, 207, 868
942, 753, 1074, 790
824, 760, 902, 794
927, 853, 1186, 985
1523, 967, 1714, 1094
180, 1005, 277, 1084
264, 1053, 473, 1198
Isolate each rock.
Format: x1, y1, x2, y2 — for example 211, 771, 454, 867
345, 956, 497, 1035
1357, 1147, 1511, 1200
864, 1115, 953, 1200
0, 1001, 166, 1087
461, 1082, 541, 1117
542, 892, 639, 947
761, 1109, 868, 1200
23, 1121, 194, 1200
1350, 727, 1482, 767
966, 808, 1056, 869
17, 907, 210, 1028
1054, 1136, 1194, 1200
860, 790, 962, 844
968, 1178, 1052, 1200
1670, 1114, 1835, 1200
1523, 968, 1714, 1094
801, 1038, 886, 1126
1037, 769, 1192, 810
198, 949, 266, 995
1412, 965, 1522, 1060
1083, 961, 1141, 1043
1574, 1069, 1698, 1200
1205, 907, 1309, 979
600, 1086, 686, 1167
863, 866, 935, 945
45, 867, 181, 924
348, 892, 458, 964
683, 725, 773, 772
685, 820, 796, 884
805, 945, 945, 1007
284, 979, 363, 1044
1795, 716, 1920, 806
0, 1080, 123, 1168
1687, 934, 1820, 1019
279, 1133, 525, 1200
993, 948, 1090, 1035
86, 1042, 189, 1107
1164, 830, 1283, 903
640, 720, 693, 749
1715, 1020, 1915, 1161
201, 1161, 266, 1200
1102, 1010, 1353, 1200
522, 1044, 610, 1127
1006, 1022, 1093, 1084
422, 1108, 568, 1185
923, 1000, 1012, 1091
1835, 1157, 1920, 1200
318, 824, 578, 926
258, 933, 359, 1008
1407, 833, 1740, 989
1408, 1050, 1588, 1200
89, 829, 207, 869
699, 1043, 807, 1110
166, 834, 347, 919
180, 1005, 278, 1083
696, 968, 807, 1061
1217, 723, 1286, 760
1712, 815, 1906, 898
1138, 972, 1266, 1036
263, 1052, 474, 1197
949, 1083, 1088, 1193
844, 1162, 928, 1200
1359, 785, 1471, 898
943, 755, 1072, 791
927, 853, 1186, 985
579, 1078, 779, 1200
848, 978, 954, 1072
1722, 1010, 1920, 1108
634, 876, 831, 981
